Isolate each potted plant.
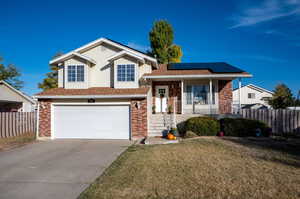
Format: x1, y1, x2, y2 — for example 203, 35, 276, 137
168, 104, 173, 114
170, 127, 179, 136
152, 105, 156, 114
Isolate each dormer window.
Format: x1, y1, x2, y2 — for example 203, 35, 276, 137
67, 65, 84, 82
117, 64, 135, 82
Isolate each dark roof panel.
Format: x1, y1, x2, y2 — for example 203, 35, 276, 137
168, 62, 244, 73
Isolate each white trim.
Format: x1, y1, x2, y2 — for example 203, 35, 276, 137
181, 80, 184, 114
50, 52, 96, 65
49, 38, 157, 66
34, 94, 147, 99
0, 80, 36, 104
143, 74, 253, 79
107, 50, 145, 63
51, 102, 131, 140
52, 102, 131, 106
247, 84, 274, 95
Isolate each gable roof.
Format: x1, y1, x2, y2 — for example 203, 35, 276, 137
49, 37, 157, 66
50, 52, 97, 65
107, 50, 145, 63
0, 81, 36, 104
233, 84, 274, 94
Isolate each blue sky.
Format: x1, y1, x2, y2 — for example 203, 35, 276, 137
0, 0, 299, 96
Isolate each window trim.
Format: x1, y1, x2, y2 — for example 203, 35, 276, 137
186, 84, 216, 105
117, 64, 135, 82
248, 93, 255, 99
67, 65, 85, 82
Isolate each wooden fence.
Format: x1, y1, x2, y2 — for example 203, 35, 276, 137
0, 112, 37, 138
239, 109, 300, 134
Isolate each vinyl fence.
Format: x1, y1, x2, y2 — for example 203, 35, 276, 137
0, 112, 37, 138
238, 109, 300, 135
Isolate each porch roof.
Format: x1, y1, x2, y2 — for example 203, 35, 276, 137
143, 64, 252, 79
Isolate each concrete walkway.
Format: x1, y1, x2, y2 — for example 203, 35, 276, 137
0, 139, 131, 199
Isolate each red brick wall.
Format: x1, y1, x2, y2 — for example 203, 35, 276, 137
152, 81, 181, 113
38, 100, 52, 137
130, 98, 148, 139
218, 80, 232, 114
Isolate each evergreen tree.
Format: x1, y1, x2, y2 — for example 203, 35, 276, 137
149, 20, 183, 64
269, 84, 294, 109
38, 52, 63, 91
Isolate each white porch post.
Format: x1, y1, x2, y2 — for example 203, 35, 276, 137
238, 78, 242, 112
209, 79, 213, 115
181, 80, 184, 114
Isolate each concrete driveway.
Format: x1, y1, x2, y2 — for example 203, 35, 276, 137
0, 139, 132, 199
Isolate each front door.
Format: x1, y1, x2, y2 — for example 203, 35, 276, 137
155, 86, 169, 113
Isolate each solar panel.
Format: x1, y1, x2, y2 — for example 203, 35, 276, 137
168, 62, 244, 73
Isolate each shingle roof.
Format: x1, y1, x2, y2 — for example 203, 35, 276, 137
35, 87, 149, 96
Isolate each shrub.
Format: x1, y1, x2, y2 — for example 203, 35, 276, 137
220, 118, 269, 137
184, 131, 198, 138
185, 117, 220, 136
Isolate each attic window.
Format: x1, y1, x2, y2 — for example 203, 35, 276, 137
117, 64, 135, 82
68, 65, 84, 82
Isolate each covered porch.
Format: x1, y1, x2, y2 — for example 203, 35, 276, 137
150, 79, 233, 115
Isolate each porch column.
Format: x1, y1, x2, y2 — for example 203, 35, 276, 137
181, 80, 184, 114
209, 79, 213, 115
238, 78, 242, 112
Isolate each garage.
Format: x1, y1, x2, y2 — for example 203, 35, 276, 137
52, 104, 130, 139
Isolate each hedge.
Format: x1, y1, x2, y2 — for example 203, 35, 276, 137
220, 118, 269, 137
185, 117, 220, 136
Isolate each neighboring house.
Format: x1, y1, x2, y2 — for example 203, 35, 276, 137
233, 84, 273, 109
0, 81, 36, 112
34, 37, 251, 140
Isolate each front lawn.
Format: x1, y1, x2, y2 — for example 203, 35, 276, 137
79, 137, 300, 199
0, 133, 36, 151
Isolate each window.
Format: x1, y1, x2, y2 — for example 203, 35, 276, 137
67, 65, 84, 82
248, 93, 255, 99
117, 64, 135, 82
186, 85, 215, 105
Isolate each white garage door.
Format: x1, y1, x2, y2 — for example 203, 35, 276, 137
53, 104, 130, 139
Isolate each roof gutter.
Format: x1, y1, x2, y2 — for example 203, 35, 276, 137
33, 94, 147, 99
143, 74, 253, 79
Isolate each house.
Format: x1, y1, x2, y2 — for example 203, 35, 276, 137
233, 84, 273, 109
34, 38, 251, 140
0, 80, 36, 112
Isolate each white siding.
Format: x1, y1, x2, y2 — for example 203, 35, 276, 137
233, 86, 273, 107
59, 43, 153, 89
64, 58, 89, 89
0, 84, 35, 112
113, 56, 139, 88
58, 66, 64, 88
81, 43, 121, 87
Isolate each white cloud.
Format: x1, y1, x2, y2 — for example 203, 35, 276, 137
230, 0, 300, 28
127, 42, 150, 52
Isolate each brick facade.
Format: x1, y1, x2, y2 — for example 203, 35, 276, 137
218, 80, 233, 114
38, 100, 52, 137
37, 98, 147, 139
130, 98, 148, 139
152, 81, 182, 113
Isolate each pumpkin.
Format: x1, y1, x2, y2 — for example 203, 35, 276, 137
167, 133, 176, 140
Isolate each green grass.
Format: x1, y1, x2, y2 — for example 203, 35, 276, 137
0, 133, 36, 151
79, 137, 300, 199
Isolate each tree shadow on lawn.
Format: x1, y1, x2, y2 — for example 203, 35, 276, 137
221, 137, 300, 168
